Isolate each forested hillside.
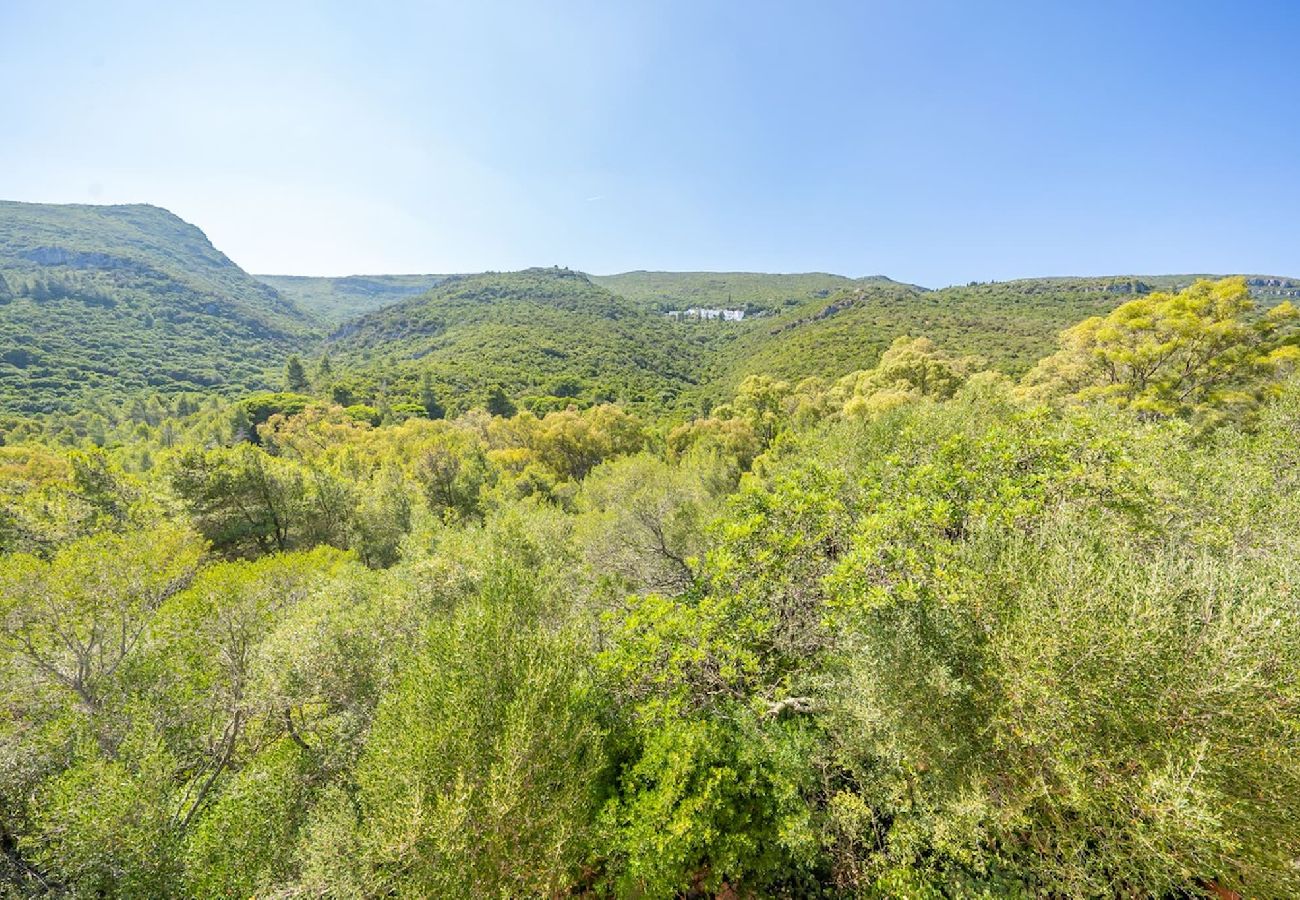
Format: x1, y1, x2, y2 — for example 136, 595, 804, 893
321, 268, 711, 414
4, 201, 1292, 429
256, 273, 453, 324
3, 276, 1299, 897
591, 270, 907, 313
0, 203, 314, 414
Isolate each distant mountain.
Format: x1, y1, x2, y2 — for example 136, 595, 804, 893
257, 273, 454, 324
325, 268, 707, 412
0, 202, 315, 414
260, 270, 906, 324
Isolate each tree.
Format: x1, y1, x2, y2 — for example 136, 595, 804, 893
330, 383, 354, 407
413, 429, 491, 520
350, 561, 606, 897
170, 445, 337, 556
728, 374, 792, 447
486, 385, 517, 418
837, 335, 983, 417
527, 404, 646, 482
284, 355, 310, 393
1021, 277, 1299, 423
574, 453, 715, 593
419, 372, 445, 420
0, 525, 202, 715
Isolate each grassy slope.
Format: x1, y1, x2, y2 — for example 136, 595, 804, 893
318, 269, 1300, 413
0, 202, 315, 413
6, 197, 1296, 421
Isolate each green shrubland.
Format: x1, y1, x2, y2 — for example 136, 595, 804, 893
1, 278, 1299, 897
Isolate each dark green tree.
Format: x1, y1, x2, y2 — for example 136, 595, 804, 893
329, 384, 353, 407
485, 385, 516, 418
420, 372, 445, 420
284, 356, 309, 393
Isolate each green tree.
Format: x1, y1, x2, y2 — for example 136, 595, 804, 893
0, 525, 202, 715
1022, 277, 1299, 423
413, 428, 492, 520
419, 371, 445, 419
284, 355, 310, 393
838, 335, 983, 416
486, 384, 517, 418
170, 445, 340, 556
330, 383, 354, 407
349, 561, 607, 897
574, 453, 716, 593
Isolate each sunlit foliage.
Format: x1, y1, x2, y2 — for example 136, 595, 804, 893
4, 291, 1300, 898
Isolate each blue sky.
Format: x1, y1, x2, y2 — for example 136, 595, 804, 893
0, 1, 1296, 287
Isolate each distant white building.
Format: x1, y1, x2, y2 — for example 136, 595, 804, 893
667, 307, 745, 321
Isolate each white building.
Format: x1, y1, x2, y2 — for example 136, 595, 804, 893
667, 307, 746, 321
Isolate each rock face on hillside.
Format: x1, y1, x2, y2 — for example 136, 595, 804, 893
0, 201, 316, 414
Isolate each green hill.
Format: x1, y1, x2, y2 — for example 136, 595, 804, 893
592, 270, 912, 314
325, 268, 708, 412
312, 268, 1300, 415
256, 273, 453, 324
0, 202, 315, 414
5, 200, 1295, 423
693, 274, 1300, 396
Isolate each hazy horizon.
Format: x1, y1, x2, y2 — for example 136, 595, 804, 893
3, 195, 1296, 291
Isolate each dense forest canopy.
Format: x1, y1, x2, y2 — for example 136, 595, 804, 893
3, 204, 1300, 897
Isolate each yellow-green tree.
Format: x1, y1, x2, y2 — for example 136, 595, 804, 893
837, 335, 983, 417
1021, 277, 1299, 422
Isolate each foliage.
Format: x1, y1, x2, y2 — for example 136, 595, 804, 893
593, 270, 898, 314
323, 268, 709, 415
0, 202, 315, 414
351, 559, 607, 897
6, 265, 1300, 898
1022, 276, 1299, 425
257, 273, 452, 324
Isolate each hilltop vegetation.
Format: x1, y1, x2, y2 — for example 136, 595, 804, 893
322, 268, 710, 414
592, 270, 906, 314
701, 275, 1300, 395
2, 278, 1299, 897
0, 202, 314, 414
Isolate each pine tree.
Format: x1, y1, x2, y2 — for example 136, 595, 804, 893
420, 372, 445, 420
331, 384, 354, 407
284, 355, 309, 393
485, 385, 516, 418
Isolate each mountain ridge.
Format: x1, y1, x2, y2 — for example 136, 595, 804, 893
0, 201, 316, 413
4, 200, 1298, 419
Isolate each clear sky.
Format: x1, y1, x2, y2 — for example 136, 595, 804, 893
0, 1, 1296, 287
